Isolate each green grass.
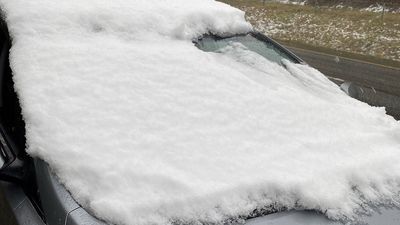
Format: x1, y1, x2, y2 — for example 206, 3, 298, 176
220, 0, 400, 66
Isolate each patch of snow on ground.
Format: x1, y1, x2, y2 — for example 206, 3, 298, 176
362, 4, 385, 13
1, 0, 400, 225
276, 0, 306, 5
361, 4, 400, 14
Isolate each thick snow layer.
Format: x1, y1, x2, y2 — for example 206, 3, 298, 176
1, 0, 400, 225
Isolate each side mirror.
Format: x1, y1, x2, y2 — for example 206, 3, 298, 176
0, 129, 16, 170
0, 126, 25, 183
340, 81, 362, 99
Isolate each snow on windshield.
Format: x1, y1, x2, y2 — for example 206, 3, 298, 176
1, 0, 400, 225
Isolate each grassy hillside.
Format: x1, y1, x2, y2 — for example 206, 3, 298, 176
306, 0, 400, 8
221, 0, 400, 64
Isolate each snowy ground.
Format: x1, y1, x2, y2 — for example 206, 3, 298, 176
273, 0, 400, 13
1, 1, 400, 225
273, 0, 306, 5
224, 0, 400, 62
361, 4, 400, 13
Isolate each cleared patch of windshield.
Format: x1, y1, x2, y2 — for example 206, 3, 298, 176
195, 33, 298, 65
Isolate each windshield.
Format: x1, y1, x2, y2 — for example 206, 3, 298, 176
195, 33, 300, 65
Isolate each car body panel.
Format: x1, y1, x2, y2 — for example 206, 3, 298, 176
246, 207, 400, 225
34, 158, 400, 225
66, 207, 107, 225
0, 181, 44, 225
34, 158, 81, 225
246, 211, 339, 225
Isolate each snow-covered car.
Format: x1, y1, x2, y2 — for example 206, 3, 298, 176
1, 1, 400, 225
0, 19, 399, 225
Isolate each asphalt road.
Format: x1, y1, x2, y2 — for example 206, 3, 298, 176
287, 46, 400, 96
286, 46, 400, 120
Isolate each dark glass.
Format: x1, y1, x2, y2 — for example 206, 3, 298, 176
195, 34, 297, 64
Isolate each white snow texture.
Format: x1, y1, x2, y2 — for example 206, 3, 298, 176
1, 0, 400, 225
